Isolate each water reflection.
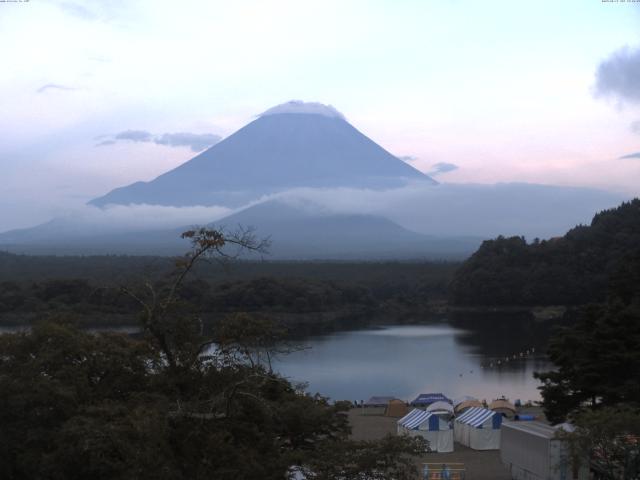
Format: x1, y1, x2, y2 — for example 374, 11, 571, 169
272, 322, 553, 404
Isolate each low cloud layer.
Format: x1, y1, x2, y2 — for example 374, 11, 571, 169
595, 46, 640, 104
427, 162, 459, 176
258, 182, 625, 239
619, 152, 640, 160
51, 203, 232, 233
0, 183, 627, 251
97, 130, 222, 152
69, 183, 626, 240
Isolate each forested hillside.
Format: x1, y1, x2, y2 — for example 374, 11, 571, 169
449, 199, 640, 306
0, 254, 457, 335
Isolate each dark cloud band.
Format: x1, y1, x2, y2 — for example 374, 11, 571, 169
595, 46, 640, 104
36, 84, 77, 93
96, 130, 222, 152
619, 152, 640, 160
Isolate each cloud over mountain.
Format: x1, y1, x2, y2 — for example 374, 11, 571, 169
427, 162, 459, 176
154, 132, 222, 152
260, 100, 345, 120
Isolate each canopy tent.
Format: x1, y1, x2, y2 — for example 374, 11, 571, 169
454, 407, 502, 450
454, 399, 483, 414
364, 396, 395, 407
410, 393, 451, 407
397, 409, 454, 453
384, 399, 408, 418
426, 401, 454, 415
489, 399, 517, 418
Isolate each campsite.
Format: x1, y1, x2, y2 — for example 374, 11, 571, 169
349, 394, 584, 480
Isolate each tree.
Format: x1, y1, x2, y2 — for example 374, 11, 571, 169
0, 228, 424, 479
560, 407, 640, 480
535, 253, 640, 423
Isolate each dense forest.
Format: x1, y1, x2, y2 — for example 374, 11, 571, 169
0, 253, 458, 336
449, 199, 640, 306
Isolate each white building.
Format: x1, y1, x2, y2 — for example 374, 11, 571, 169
500, 421, 589, 480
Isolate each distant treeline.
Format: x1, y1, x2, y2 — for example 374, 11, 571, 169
449, 199, 640, 306
0, 255, 458, 334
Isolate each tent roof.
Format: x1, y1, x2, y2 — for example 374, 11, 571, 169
411, 393, 451, 405
489, 399, 516, 412
426, 401, 454, 413
365, 396, 395, 406
501, 421, 561, 439
454, 399, 483, 412
398, 409, 434, 429
453, 395, 478, 407
455, 407, 497, 427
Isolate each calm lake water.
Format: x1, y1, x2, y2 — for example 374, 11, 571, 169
272, 324, 552, 404
1, 315, 557, 404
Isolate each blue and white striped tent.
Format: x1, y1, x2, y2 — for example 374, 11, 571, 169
454, 407, 502, 450
397, 409, 454, 452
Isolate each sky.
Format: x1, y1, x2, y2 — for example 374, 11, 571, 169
1, 0, 640, 232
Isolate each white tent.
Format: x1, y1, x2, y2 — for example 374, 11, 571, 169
426, 401, 454, 415
500, 421, 588, 480
454, 407, 502, 450
397, 409, 454, 453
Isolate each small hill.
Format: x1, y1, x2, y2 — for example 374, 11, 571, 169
212, 200, 482, 260
449, 198, 640, 306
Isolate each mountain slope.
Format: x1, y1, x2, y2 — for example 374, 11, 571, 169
90, 109, 434, 208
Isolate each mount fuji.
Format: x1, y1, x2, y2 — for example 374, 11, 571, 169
0, 101, 626, 258
90, 101, 435, 208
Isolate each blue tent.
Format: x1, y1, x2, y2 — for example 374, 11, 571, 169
410, 393, 451, 407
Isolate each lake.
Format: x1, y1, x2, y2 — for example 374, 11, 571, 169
272, 323, 552, 404
0, 315, 557, 404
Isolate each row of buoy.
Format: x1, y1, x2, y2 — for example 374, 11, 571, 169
456, 348, 537, 376
481, 347, 536, 369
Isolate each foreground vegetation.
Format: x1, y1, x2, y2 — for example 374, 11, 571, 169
0, 229, 426, 479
